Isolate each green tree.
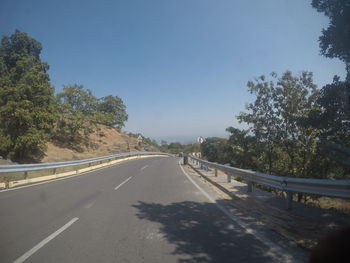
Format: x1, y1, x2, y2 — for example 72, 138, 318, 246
238, 71, 329, 179
56, 84, 97, 115
237, 73, 281, 174
311, 0, 350, 79
310, 77, 350, 145
52, 102, 94, 145
225, 127, 260, 170
201, 137, 230, 164
160, 140, 168, 147
166, 142, 183, 154
183, 143, 200, 154
0, 30, 55, 162
54, 85, 97, 144
311, 1, 350, 172
96, 95, 128, 129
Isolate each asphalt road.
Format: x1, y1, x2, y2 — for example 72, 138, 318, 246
0, 157, 308, 263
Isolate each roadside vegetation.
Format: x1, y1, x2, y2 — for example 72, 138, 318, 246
201, 0, 350, 184
160, 141, 200, 155
0, 30, 128, 163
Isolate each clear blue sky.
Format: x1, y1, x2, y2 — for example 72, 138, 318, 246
0, 0, 346, 143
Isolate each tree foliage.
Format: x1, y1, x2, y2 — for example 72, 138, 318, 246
53, 85, 128, 144
57, 85, 97, 115
200, 137, 229, 164
310, 77, 350, 145
0, 30, 129, 162
224, 127, 260, 170
0, 30, 55, 162
312, 0, 350, 79
97, 95, 128, 129
237, 71, 322, 178
160, 141, 200, 154
202, 71, 349, 180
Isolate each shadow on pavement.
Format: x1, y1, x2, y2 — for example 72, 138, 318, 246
133, 200, 276, 263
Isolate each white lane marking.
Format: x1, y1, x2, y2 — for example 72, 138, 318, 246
13, 217, 79, 263
0, 161, 126, 193
178, 160, 293, 263
84, 202, 95, 209
0, 157, 159, 194
114, 176, 133, 190
140, 165, 148, 171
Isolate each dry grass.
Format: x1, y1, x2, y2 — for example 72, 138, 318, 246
186, 164, 350, 250
42, 125, 158, 163
306, 197, 350, 214
214, 168, 350, 214
0, 125, 159, 185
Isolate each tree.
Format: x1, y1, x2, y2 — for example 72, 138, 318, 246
160, 140, 168, 147
56, 85, 97, 115
53, 85, 98, 144
310, 77, 350, 145
166, 142, 183, 154
311, 1, 350, 170
201, 137, 230, 164
237, 73, 282, 174
55, 85, 129, 143
0, 30, 55, 162
237, 71, 330, 179
96, 95, 128, 129
311, 0, 350, 79
225, 127, 260, 170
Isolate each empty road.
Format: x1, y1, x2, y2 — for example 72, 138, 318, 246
0, 156, 308, 262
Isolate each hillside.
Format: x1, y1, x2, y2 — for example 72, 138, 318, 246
41, 125, 159, 163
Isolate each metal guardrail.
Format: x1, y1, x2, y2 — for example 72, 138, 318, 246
0, 152, 170, 173
0, 152, 171, 189
187, 155, 350, 209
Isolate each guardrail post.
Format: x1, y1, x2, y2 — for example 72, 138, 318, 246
53, 168, 57, 175
226, 173, 231, 183
183, 156, 188, 165
24, 171, 28, 179
247, 181, 252, 192
215, 168, 218, 177
5, 176, 9, 189
286, 191, 292, 210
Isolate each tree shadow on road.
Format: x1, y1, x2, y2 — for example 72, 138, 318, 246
133, 200, 275, 263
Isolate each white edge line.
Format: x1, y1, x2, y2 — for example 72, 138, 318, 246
13, 217, 79, 263
178, 160, 294, 263
114, 176, 133, 190
140, 165, 148, 170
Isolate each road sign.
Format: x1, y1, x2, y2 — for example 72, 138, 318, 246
197, 136, 204, 144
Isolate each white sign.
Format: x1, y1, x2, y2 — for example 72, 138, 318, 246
197, 136, 204, 144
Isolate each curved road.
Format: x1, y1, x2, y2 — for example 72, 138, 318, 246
0, 156, 308, 262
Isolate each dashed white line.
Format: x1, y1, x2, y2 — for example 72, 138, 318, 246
140, 165, 148, 170
84, 202, 95, 209
114, 176, 133, 190
13, 217, 79, 263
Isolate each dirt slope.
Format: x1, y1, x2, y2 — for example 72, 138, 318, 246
42, 125, 158, 163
